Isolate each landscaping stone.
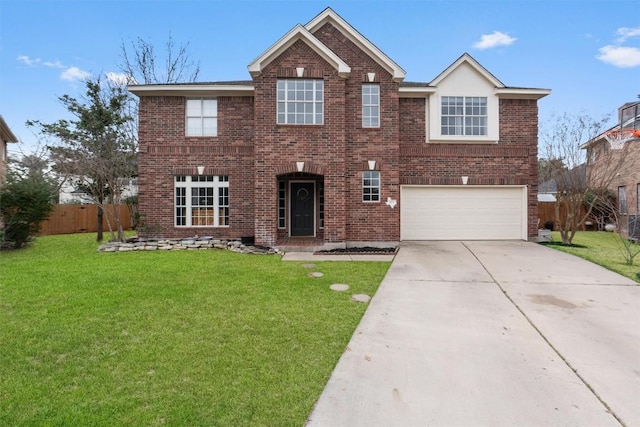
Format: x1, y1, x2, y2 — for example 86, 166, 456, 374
97, 237, 282, 255
351, 294, 371, 303
308, 272, 324, 278
302, 263, 317, 269
330, 284, 349, 292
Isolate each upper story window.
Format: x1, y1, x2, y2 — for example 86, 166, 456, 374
186, 99, 217, 136
277, 79, 324, 125
362, 84, 380, 128
441, 96, 487, 136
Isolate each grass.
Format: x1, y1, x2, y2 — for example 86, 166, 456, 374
0, 234, 391, 426
545, 231, 640, 283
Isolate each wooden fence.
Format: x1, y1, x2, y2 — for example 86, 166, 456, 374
538, 202, 592, 230
39, 204, 132, 236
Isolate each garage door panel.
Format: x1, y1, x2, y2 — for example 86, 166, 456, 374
401, 186, 526, 241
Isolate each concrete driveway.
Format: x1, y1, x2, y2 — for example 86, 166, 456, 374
306, 241, 640, 427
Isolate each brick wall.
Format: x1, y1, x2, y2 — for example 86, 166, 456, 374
137, 95, 255, 239
135, 21, 543, 243
399, 98, 540, 238
314, 23, 401, 243
252, 38, 349, 246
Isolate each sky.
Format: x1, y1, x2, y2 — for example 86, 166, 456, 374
1, 0, 639, 157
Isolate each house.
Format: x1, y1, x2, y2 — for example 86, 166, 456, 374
128, 8, 550, 249
0, 115, 18, 185
58, 177, 139, 204
581, 101, 640, 238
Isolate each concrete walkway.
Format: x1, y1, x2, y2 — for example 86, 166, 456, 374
282, 252, 395, 262
306, 241, 640, 427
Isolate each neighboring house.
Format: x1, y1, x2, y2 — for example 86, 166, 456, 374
581, 101, 640, 238
58, 178, 139, 204
0, 115, 18, 184
128, 8, 550, 249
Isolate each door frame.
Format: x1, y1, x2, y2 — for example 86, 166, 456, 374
289, 180, 316, 237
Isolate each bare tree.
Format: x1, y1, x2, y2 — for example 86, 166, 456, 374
119, 34, 201, 84
539, 112, 632, 245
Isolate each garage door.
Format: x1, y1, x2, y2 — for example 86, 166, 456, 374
400, 186, 527, 240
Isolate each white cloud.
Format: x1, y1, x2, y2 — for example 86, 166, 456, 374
597, 45, 640, 68
61, 66, 91, 81
17, 55, 41, 66
43, 60, 65, 69
473, 31, 517, 50
616, 26, 640, 42
106, 72, 137, 85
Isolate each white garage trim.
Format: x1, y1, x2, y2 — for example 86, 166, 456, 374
400, 185, 527, 241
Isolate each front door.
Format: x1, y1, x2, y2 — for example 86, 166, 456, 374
290, 182, 315, 237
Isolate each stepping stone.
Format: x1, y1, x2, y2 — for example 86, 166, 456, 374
351, 294, 371, 303
330, 284, 349, 292
302, 263, 317, 269
308, 272, 324, 278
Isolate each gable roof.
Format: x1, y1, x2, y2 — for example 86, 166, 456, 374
0, 115, 18, 143
424, 53, 550, 100
430, 53, 504, 87
247, 7, 406, 82
304, 7, 406, 82
248, 23, 351, 79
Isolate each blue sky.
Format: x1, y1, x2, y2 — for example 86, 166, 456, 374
1, 0, 639, 155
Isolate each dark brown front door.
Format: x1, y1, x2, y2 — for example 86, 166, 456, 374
290, 182, 315, 237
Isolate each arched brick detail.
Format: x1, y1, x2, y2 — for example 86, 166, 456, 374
274, 162, 326, 176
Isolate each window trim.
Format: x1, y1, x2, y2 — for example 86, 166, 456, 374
428, 94, 499, 143
362, 84, 380, 128
362, 171, 381, 203
186, 98, 218, 137
278, 180, 286, 229
440, 96, 487, 136
277, 79, 324, 125
175, 175, 229, 227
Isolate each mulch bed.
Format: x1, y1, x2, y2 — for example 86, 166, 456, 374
314, 246, 398, 255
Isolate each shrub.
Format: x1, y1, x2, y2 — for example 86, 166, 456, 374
0, 175, 55, 249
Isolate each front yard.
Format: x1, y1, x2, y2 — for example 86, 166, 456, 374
547, 231, 640, 283
0, 234, 390, 426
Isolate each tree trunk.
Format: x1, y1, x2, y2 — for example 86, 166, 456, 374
96, 202, 104, 242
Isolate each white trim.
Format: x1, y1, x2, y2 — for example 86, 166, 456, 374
248, 24, 350, 79
175, 175, 230, 228
398, 87, 437, 98
362, 171, 381, 203
430, 53, 504, 88
289, 180, 316, 237
430, 94, 499, 143
128, 84, 253, 97
495, 88, 551, 100
305, 8, 406, 82
0, 115, 18, 143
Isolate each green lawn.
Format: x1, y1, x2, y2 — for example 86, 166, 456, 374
0, 234, 390, 426
546, 231, 640, 283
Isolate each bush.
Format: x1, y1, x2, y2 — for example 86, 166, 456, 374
0, 175, 55, 249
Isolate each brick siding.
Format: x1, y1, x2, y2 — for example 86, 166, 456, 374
135, 21, 543, 244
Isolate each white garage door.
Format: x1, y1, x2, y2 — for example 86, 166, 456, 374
400, 186, 527, 240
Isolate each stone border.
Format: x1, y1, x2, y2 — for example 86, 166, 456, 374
98, 238, 281, 255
